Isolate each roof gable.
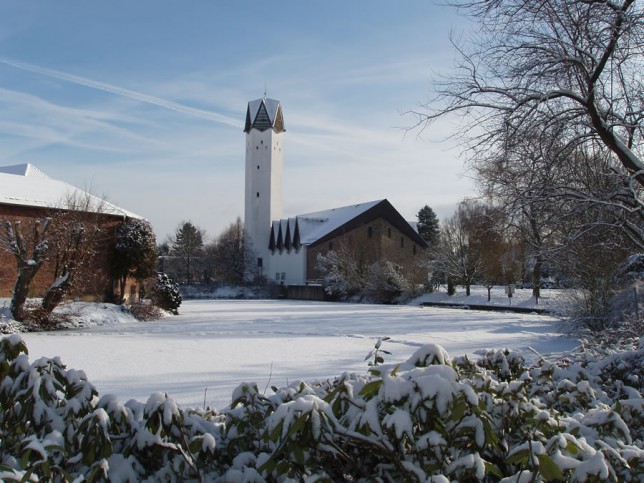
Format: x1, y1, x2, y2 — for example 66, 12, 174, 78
292, 199, 427, 249
0, 163, 50, 178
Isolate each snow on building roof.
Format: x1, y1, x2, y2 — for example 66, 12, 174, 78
296, 200, 383, 245
0, 163, 50, 178
0, 164, 141, 219
244, 97, 285, 133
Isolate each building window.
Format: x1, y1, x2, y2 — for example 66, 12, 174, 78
276, 273, 280, 280
328, 241, 334, 250
400, 237, 404, 248
256, 192, 260, 197
256, 146, 259, 150
281, 272, 286, 280
368, 226, 373, 238
257, 165, 260, 170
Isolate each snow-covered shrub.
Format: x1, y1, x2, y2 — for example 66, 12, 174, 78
150, 273, 182, 314
128, 300, 166, 321
363, 259, 412, 304
1, 335, 642, 481
315, 248, 362, 299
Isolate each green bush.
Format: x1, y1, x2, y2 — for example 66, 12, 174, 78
151, 273, 182, 314
0, 335, 641, 481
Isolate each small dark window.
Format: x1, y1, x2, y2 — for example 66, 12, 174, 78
256, 146, 259, 150
257, 258, 263, 268
328, 241, 334, 250
413, 245, 417, 255
256, 192, 260, 198
400, 237, 404, 248
368, 226, 373, 238
257, 165, 260, 170
261, 140, 263, 144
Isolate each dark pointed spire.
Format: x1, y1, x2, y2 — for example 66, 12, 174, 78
244, 97, 285, 133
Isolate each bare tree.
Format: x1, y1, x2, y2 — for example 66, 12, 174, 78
206, 217, 253, 285
434, 201, 486, 296
39, 192, 112, 317
411, 0, 644, 189
1, 191, 120, 323
0, 219, 50, 321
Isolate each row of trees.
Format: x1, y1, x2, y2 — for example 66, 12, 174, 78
411, 0, 642, 330
159, 217, 257, 287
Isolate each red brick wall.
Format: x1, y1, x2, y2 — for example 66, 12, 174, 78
0, 203, 126, 300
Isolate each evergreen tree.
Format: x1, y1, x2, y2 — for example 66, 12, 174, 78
111, 218, 158, 303
169, 221, 205, 284
416, 205, 440, 247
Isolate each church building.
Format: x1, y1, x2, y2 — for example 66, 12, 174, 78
243, 97, 427, 288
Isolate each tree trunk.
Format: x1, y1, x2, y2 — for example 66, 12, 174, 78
466, 283, 471, 296
40, 271, 73, 318
532, 256, 542, 300
10, 266, 40, 322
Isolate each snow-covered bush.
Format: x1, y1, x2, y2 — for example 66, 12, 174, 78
364, 259, 412, 304
150, 273, 182, 314
1, 335, 641, 481
316, 249, 415, 303
315, 248, 362, 300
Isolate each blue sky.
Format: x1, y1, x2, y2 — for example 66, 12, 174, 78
0, 1, 474, 239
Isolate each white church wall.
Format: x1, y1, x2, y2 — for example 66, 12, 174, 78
269, 247, 308, 286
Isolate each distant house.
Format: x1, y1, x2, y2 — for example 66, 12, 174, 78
0, 163, 142, 302
243, 97, 427, 290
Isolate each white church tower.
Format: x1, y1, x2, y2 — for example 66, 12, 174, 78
244, 97, 285, 278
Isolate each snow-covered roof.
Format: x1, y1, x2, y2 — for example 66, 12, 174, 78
0, 163, 50, 178
244, 97, 285, 133
0, 163, 141, 218
297, 200, 383, 245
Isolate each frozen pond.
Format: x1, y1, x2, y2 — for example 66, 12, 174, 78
18, 299, 576, 410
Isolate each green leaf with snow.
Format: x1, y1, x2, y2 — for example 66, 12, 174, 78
538, 454, 564, 481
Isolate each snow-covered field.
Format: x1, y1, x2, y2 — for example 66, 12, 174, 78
7, 287, 577, 411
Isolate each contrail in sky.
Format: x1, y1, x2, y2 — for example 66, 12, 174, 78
0, 57, 242, 128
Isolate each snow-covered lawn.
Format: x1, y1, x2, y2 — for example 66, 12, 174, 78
11, 289, 576, 411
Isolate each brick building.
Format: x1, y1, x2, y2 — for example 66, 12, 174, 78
0, 163, 142, 301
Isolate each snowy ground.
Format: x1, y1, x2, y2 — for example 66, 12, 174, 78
3, 287, 577, 411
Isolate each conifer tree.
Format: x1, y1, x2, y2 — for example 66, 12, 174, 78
416, 205, 440, 247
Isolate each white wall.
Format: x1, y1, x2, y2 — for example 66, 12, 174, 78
244, 128, 283, 277
269, 247, 308, 285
